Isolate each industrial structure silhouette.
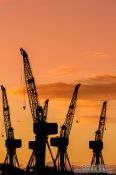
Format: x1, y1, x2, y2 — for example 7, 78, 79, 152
0, 48, 114, 175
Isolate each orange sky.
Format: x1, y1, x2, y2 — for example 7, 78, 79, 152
0, 0, 116, 168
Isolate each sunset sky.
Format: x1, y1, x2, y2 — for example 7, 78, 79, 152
0, 0, 116, 168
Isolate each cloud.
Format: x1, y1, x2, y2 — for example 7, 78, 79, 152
79, 74, 116, 101
9, 74, 116, 101
79, 83, 116, 101
88, 74, 116, 84
48, 66, 77, 77
10, 83, 75, 99
9, 74, 116, 124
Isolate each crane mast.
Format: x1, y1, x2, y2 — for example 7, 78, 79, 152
51, 84, 80, 172
20, 48, 58, 174
1, 85, 21, 167
89, 101, 107, 171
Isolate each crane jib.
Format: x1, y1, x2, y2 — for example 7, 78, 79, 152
60, 84, 80, 138
20, 48, 50, 124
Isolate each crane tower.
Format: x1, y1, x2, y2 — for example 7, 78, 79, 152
20, 48, 58, 174
1, 85, 21, 167
89, 101, 107, 172
51, 84, 80, 172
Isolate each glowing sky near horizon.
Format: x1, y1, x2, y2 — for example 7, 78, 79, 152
0, 0, 116, 167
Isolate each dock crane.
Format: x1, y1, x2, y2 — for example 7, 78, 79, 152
50, 84, 80, 172
89, 101, 107, 171
20, 48, 58, 174
1, 85, 21, 167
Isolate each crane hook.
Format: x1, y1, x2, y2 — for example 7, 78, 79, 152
23, 106, 26, 110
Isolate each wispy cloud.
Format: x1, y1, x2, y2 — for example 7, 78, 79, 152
8, 74, 116, 124
9, 74, 116, 101
88, 74, 116, 84
48, 66, 77, 77
83, 51, 108, 60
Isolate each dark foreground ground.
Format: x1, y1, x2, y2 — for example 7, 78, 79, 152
0, 164, 115, 175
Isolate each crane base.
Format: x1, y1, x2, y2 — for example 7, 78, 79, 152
34, 122, 58, 136
50, 137, 68, 147
6, 139, 22, 149
89, 141, 103, 151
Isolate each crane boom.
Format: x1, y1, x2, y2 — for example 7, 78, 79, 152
95, 101, 107, 142
60, 84, 80, 138
20, 48, 43, 123
43, 99, 49, 121
1, 85, 14, 140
